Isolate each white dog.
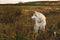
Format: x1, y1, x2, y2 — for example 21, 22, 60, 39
32, 11, 46, 33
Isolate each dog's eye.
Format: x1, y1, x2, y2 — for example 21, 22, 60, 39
35, 14, 36, 16
35, 14, 37, 17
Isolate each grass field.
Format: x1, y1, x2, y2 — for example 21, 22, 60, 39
0, 6, 60, 40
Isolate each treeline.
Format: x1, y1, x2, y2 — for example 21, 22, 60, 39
0, 1, 60, 6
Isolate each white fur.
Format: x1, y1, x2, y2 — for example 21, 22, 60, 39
32, 11, 46, 32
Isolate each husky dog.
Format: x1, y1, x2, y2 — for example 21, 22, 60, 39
32, 11, 46, 33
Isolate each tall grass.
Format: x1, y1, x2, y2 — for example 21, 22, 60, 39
0, 6, 60, 40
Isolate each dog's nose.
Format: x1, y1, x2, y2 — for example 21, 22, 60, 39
31, 16, 34, 19
31, 16, 35, 19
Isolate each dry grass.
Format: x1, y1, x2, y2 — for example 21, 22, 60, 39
0, 6, 60, 40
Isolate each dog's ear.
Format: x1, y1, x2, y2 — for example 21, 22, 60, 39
34, 11, 37, 15
34, 11, 37, 13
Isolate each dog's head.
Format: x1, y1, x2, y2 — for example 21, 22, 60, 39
31, 11, 41, 19
31, 11, 46, 22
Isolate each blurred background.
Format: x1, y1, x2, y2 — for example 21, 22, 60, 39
0, 0, 59, 4
0, 1, 60, 40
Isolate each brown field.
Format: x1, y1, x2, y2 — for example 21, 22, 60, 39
0, 6, 60, 40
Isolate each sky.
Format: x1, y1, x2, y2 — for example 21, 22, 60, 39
0, 0, 59, 4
